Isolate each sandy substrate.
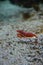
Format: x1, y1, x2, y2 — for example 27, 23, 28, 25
0, 1, 43, 65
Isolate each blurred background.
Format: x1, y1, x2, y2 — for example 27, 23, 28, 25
0, 0, 43, 21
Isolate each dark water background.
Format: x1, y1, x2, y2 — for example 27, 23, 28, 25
0, 0, 43, 25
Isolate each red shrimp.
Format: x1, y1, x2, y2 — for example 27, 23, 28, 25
17, 30, 37, 38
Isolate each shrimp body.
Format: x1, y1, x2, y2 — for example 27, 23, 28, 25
17, 30, 37, 38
